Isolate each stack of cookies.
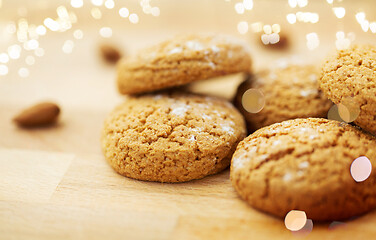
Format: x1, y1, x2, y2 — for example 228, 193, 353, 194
231, 44, 376, 221
102, 34, 376, 222
102, 34, 251, 183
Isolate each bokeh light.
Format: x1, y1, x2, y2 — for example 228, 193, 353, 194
292, 219, 313, 236
332, 7, 346, 19
327, 105, 343, 122
25, 56, 35, 65
0, 53, 9, 63
99, 27, 112, 38
91, 8, 102, 19
8, 44, 22, 59
91, 0, 103, 7
18, 67, 29, 78
237, 21, 249, 34
235, 3, 245, 14
329, 221, 346, 229
62, 40, 74, 54
0, 64, 8, 76
36, 25, 47, 35
306, 32, 319, 50
119, 8, 130, 18
241, 88, 265, 113
351, 156, 372, 182
285, 210, 307, 231
71, 0, 83, 8
104, 0, 115, 9
129, 13, 139, 24
34, 48, 45, 57
337, 97, 360, 123
73, 29, 84, 39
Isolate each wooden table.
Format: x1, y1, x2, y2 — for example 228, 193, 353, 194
1, 0, 376, 239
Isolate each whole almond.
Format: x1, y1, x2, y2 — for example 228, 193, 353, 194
100, 44, 122, 64
13, 102, 60, 128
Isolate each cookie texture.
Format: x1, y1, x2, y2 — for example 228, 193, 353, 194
234, 65, 332, 132
102, 92, 246, 183
320, 45, 376, 135
117, 34, 252, 94
231, 118, 376, 221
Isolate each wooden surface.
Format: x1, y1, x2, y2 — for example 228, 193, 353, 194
1, 0, 376, 239
2, 105, 376, 240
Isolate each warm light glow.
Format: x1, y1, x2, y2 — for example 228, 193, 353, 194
18, 67, 29, 78
70, 0, 83, 8
25, 56, 35, 65
119, 8, 130, 18
272, 24, 281, 33
251, 22, 263, 32
36, 25, 47, 35
0, 53, 9, 63
91, 0, 103, 7
337, 97, 360, 122
361, 20, 370, 32
91, 8, 102, 19
73, 29, 84, 39
8, 44, 22, 59
0, 65, 8, 76
242, 89, 265, 113
104, 0, 115, 9
285, 210, 307, 231
335, 31, 352, 50
237, 21, 248, 34
243, 0, 253, 10
306, 32, 319, 50
351, 156, 372, 182
333, 7, 346, 19
5, 22, 17, 34
62, 40, 74, 54
44, 18, 60, 32
263, 25, 272, 34
99, 27, 113, 38
287, 13, 297, 24
356, 12, 366, 23
25, 39, 39, 50
288, 0, 297, 8
235, 2, 245, 14
297, 0, 308, 8
151, 7, 160, 17
129, 13, 139, 24
34, 48, 45, 57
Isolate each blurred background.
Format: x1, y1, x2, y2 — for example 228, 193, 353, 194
0, 0, 375, 109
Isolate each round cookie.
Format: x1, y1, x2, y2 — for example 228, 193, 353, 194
117, 34, 252, 94
234, 65, 332, 132
231, 118, 376, 221
102, 92, 246, 183
320, 44, 376, 135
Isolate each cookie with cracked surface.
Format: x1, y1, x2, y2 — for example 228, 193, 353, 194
117, 34, 252, 94
320, 44, 376, 135
231, 118, 376, 221
102, 92, 247, 183
234, 65, 332, 132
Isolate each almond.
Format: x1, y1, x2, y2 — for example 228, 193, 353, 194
13, 102, 60, 128
100, 44, 122, 64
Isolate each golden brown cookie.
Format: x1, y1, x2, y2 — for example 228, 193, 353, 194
234, 65, 332, 132
320, 44, 376, 135
117, 34, 252, 94
102, 92, 246, 183
231, 118, 376, 221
